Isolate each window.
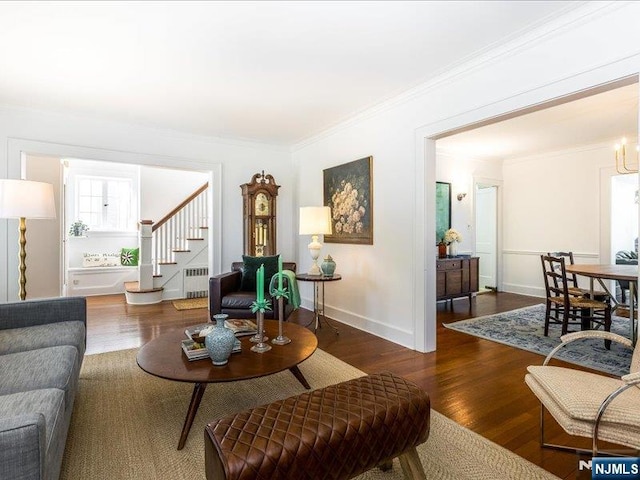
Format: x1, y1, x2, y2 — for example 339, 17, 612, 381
76, 176, 134, 231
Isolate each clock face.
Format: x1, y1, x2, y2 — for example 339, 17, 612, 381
255, 193, 270, 215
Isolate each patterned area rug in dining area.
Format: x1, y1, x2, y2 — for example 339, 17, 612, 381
444, 304, 633, 377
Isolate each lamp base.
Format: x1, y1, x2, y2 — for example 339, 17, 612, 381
307, 236, 322, 275
307, 262, 322, 276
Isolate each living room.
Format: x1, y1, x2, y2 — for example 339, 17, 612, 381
1, 2, 639, 480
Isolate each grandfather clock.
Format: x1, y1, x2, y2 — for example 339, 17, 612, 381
241, 171, 280, 257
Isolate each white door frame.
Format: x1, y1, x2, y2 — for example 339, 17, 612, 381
4, 138, 222, 302
414, 71, 639, 353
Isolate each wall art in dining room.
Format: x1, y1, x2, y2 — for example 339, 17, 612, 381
323, 156, 373, 245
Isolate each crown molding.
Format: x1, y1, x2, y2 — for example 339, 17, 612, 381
292, 1, 624, 152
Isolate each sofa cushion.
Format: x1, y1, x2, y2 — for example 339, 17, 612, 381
0, 346, 80, 409
0, 389, 65, 459
0, 321, 85, 357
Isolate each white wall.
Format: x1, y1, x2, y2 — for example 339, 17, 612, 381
293, 2, 640, 351
0, 108, 294, 302
139, 166, 210, 223
501, 143, 616, 297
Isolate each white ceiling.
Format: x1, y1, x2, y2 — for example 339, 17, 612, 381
0, 1, 583, 145
437, 82, 639, 161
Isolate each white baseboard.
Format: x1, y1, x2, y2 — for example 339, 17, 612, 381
501, 283, 545, 298
299, 297, 415, 349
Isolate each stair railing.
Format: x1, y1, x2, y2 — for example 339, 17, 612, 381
151, 182, 209, 274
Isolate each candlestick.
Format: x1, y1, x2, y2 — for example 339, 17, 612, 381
256, 264, 264, 303
251, 310, 271, 353
278, 256, 283, 290
272, 296, 291, 345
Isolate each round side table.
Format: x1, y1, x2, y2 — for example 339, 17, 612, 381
295, 273, 342, 334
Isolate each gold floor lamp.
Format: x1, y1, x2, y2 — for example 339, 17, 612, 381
0, 179, 56, 300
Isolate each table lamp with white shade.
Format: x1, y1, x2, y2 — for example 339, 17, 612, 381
299, 206, 332, 275
0, 179, 56, 300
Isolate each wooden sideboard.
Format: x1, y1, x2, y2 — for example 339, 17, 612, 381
436, 256, 479, 305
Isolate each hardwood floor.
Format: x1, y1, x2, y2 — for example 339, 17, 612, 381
86, 292, 600, 479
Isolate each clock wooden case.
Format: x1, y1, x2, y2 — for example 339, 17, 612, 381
240, 172, 280, 257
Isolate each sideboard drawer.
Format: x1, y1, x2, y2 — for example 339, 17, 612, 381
437, 260, 461, 270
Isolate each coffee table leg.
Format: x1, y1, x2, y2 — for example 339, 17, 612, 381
178, 382, 207, 450
289, 365, 311, 389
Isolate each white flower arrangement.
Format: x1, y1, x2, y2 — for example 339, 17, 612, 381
444, 228, 462, 244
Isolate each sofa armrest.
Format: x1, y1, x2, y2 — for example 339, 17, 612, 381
209, 271, 242, 317
0, 414, 46, 480
0, 297, 86, 331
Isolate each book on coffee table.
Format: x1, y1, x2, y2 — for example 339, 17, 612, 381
224, 319, 258, 336
181, 339, 242, 361
184, 319, 258, 340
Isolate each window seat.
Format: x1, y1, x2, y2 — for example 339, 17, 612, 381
67, 266, 138, 296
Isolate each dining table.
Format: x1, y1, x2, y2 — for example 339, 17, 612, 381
565, 263, 638, 344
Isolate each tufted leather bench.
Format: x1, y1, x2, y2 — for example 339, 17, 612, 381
204, 372, 430, 480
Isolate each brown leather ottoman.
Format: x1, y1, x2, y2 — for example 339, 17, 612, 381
204, 372, 430, 480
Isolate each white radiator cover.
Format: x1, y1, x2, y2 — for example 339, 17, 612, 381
183, 266, 209, 298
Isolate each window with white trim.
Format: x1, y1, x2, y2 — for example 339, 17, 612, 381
76, 175, 135, 231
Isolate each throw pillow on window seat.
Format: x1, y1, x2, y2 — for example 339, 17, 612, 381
239, 254, 280, 293
120, 247, 140, 266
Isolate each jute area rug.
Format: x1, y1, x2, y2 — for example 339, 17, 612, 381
172, 297, 208, 311
61, 348, 558, 480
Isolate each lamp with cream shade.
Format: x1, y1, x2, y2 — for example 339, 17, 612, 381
299, 206, 332, 275
0, 179, 56, 300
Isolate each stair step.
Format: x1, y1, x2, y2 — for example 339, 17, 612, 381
186, 238, 204, 241
124, 281, 163, 294
157, 262, 178, 265
173, 249, 191, 253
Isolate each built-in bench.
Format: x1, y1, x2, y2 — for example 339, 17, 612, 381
67, 266, 137, 296
204, 372, 430, 480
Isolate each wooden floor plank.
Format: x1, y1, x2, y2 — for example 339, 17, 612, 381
85, 292, 602, 479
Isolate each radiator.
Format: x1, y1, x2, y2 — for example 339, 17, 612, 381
183, 266, 209, 298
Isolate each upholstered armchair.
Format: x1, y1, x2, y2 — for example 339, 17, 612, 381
209, 260, 297, 321
525, 330, 640, 456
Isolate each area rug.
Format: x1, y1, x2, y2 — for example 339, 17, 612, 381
61, 348, 558, 480
172, 297, 208, 310
444, 304, 633, 376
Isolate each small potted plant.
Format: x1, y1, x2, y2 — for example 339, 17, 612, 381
69, 220, 89, 237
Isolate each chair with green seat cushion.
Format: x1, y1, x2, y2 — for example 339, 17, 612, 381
209, 256, 297, 321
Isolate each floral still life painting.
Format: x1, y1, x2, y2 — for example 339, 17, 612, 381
323, 156, 373, 244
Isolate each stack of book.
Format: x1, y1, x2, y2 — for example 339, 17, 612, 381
181, 319, 258, 361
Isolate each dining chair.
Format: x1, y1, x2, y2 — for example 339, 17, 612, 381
540, 255, 612, 347
547, 251, 608, 300
525, 330, 640, 456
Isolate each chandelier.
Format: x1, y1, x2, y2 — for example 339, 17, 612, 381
615, 137, 639, 175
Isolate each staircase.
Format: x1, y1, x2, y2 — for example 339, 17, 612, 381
125, 183, 209, 305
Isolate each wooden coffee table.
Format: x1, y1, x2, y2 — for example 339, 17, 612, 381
136, 320, 317, 449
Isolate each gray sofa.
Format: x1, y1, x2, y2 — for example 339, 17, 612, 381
0, 297, 86, 480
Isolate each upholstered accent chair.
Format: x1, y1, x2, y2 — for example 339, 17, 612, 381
525, 330, 640, 456
209, 260, 297, 321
